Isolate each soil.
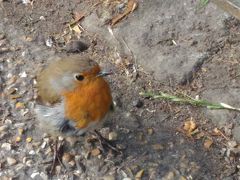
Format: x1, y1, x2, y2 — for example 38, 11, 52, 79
1, 0, 240, 179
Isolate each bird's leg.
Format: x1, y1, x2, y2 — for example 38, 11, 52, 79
94, 130, 121, 154
49, 138, 65, 175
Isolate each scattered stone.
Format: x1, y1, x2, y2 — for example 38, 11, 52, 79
26, 160, 33, 166
29, 150, 35, 155
19, 71, 27, 78
100, 127, 110, 138
31, 172, 40, 179
147, 128, 154, 135
26, 137, 32, 143
108, 131, 118, 141
68, 160, 76, 167
0, 33, 5, 40
162, 171, 175, 180
39, 16, 45, 20
0, 125, 8, 132
152, 144, 164, 151
15, 136, 22, 143
55, 165, 61, 174
45, 37, 54, 47
116, 144, 127, 150
40, 172, 48, 180
1, 143, 12, 150
16, 163, 24, 171
15, 102, 25, 109
7, 157, 17, 166
65, 40, 89, 53
91, 148, 101, 156
227, 141, 237, 148
103, 175, 115, 180
62, 153, 73, 163
18, 128, 24, 135
41, 141, 47, 149
203, 139, 213, 150
135, 169, 144, 179
132, 99, 143, 108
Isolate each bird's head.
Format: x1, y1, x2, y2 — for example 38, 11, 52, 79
37, 55, 112, 103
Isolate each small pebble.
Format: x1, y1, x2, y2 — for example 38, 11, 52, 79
163, 171, 175, 180
55, 165, 61, 174
108, 131, 118, 141
39, 16, 45, 20
68, 160, 76, 167
15, 136, 22, 143
147, 128, 154, 135
16, 163, 24, 171
0, 34, 5, 40
152, 144, 164, 151
41, 141, 47, 149
31, 172, 40, 178
15, 102, 25, 109
132, 99, 143, 108
103, 175, 115, 180
1, 143, 12, 150
7, 157, 17, 166
29, 150, 35, 155
65, 40, 89, 53
116, 144, 126, 150
62, 153, 73, 163
18, 128, 24, 135
26, 160, 32, 166
227, 141, 237, 148
0, 125, 8, 132
26, 137, 32, 143
91, 148, 101, 156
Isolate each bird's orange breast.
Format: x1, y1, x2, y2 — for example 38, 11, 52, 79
63, 78, 112, 129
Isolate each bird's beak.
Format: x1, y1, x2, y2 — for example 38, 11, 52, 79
97, 70, 113, 77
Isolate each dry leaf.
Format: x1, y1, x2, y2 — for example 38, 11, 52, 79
204, 138, 213, 149
111, 0, 138, 26
183, 119, 197, 133
71, 25, 82, 34
135, 169, 144, 179
195, 131, 205, 139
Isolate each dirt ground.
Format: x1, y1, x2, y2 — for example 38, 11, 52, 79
1, 0, 240, 180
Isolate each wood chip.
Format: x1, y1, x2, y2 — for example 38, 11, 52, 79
91, 148, 101, 156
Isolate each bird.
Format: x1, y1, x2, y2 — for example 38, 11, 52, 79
34, 55, 118, 173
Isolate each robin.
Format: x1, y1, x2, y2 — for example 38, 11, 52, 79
34, 55, 118, 173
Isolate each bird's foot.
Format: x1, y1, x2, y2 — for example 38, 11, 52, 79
94, 130, 122, 154
49, 139, 65, 175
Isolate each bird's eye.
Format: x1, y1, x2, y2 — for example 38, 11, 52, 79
74, 74, 84, 81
